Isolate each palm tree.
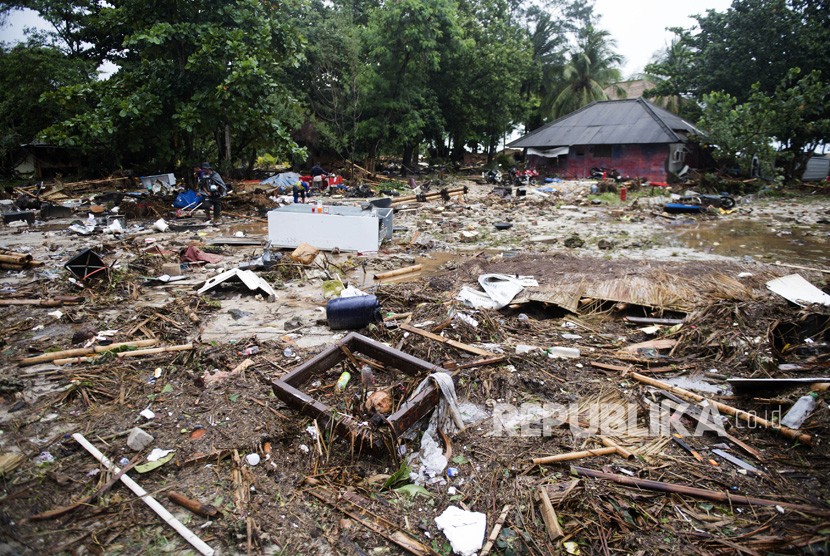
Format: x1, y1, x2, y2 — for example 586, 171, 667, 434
548, 25, 623, 118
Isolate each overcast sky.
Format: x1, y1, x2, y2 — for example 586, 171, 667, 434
594, 0, 733, 77
1, 2, 735, 78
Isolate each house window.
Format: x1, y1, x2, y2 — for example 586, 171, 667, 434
672, 147, 687, 162
593, 145, 612, 158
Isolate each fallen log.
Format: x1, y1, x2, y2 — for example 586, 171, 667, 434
72, 433, 215, 556
572, 466, 830, 515
20, 339, 159, 366
0, 297, 84, 307
628, 372, 812, 445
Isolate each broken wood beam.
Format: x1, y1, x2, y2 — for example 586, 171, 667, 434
572, 466, 830, 515
629, 372, 813, 445
536, 486, 564, 540
20, 339, 159, 366
72, 433, 215, 556
374, 264, 423, 281
399, 323, 495, 356
532, 446, 618, 465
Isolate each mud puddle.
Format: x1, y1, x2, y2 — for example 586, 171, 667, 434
668, 219, 829, 266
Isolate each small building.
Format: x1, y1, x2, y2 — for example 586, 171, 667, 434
509, 98, 705, 182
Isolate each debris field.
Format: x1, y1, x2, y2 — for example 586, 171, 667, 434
1, 174, 829, 555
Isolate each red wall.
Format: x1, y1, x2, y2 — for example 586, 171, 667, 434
529, 144, 671, 181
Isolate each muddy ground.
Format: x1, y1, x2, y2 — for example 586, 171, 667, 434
0, 176, 829, 555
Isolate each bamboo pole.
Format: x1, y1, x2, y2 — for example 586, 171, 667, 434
167, 491, 220, 518
599, 436, 634, 459
628, 372, 812, 445
0, 254, 31, 264
54, 343, 193, 365
118, 343, 193, 358
573, 466, 829, 515
72, 433, 215, 556
374, 264, 422, 280
391, 186, 466, 205
20, 339, 159, 366
532, 446, 617, 465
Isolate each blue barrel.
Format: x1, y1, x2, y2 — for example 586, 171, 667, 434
326, 295, 380, 330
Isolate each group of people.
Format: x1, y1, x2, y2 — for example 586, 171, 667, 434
292, 162, 328, 204
188, 161, 330, 222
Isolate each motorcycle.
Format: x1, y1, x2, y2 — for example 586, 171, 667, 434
512, 168, 539, 186
590, 166, 622, 181
483, 169, 503, 184
678, 192, 737, 210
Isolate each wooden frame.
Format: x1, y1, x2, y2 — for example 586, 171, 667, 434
270, 332, 443, 455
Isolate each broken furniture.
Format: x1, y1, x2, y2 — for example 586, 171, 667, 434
267, 204, 393, 252
270, 332, 443, 455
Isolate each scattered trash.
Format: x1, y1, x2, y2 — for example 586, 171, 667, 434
140, 408, 155, 420
326, 295, 381, 330
457, 274, 539, 309
245, 453, 260, 466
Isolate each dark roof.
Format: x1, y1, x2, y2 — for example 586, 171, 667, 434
509, 98, 703, 148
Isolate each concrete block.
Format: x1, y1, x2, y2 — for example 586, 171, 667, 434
127, 427, 154, 451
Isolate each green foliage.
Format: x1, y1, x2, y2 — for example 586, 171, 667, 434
0, 43, 93, 174
699, 69, 830, 181
548, 24, 622, 118
650, 0, 830, 103
382, 461, 412, 490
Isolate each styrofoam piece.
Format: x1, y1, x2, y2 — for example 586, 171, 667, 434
434, 505, 487, 556
766, 274, 830, 307
197, 268, 277, 301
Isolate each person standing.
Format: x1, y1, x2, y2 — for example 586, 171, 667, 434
310, 162, 328, 192
199, 162, 227, 222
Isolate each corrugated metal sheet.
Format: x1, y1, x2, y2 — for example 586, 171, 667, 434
803, 156, 830, 181
510, 98, 702, 149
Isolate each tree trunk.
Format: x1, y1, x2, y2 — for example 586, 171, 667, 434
401, 143, 414, 176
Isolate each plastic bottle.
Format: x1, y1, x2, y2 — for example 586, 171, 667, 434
780, 392, 819, 429
546, 346, 580, 359
336, 371, 351, 391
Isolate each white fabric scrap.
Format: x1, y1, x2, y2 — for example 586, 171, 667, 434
435, 505, 487, 556
409, 372, 465, 483
457, 274, 538, 309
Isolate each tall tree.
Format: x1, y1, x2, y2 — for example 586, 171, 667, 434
23, 0, 305, 174
548, 24, 623, 118
0, 43, 94, 174
358, 0, 460, 172
647, 0, 830, 102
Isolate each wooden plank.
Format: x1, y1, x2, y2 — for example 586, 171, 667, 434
399, 323, 494, 357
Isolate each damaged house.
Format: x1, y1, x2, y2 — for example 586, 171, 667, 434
510, 98, 705, 182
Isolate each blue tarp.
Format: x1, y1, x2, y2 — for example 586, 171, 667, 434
260, 172, 301, 191
173, 189, 204, 209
